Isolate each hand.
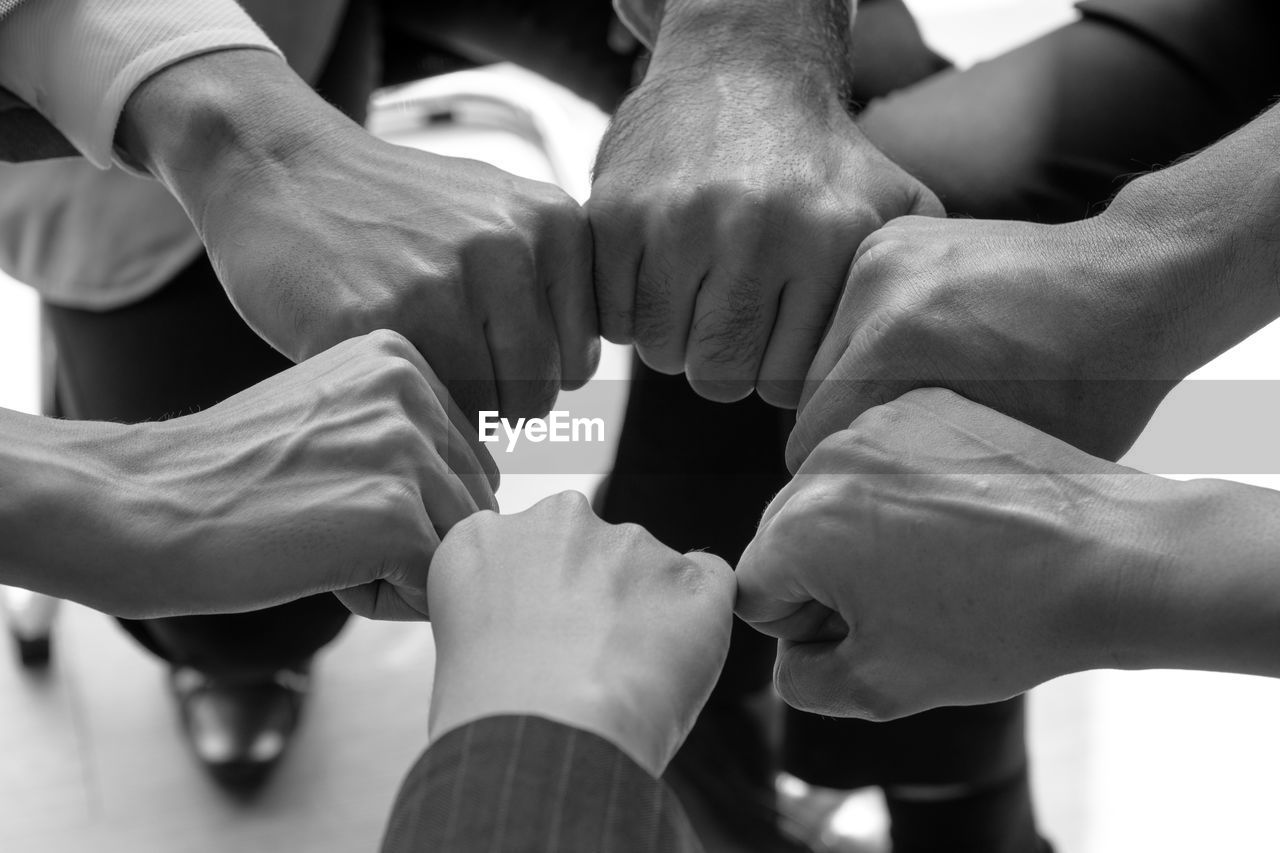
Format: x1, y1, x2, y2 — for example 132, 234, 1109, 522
426, 492, 734, 776
113, 330, 497, 620
120, 50, 598, 421
589, 52, 941, 406
786, 214, 1195, 472
738, 388, 1177, 720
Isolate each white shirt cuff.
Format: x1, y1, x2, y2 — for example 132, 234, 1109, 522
0, 0, 281, 169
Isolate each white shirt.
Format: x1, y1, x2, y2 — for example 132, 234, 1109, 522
0, 0, 280, 167
0, 0, 343, 310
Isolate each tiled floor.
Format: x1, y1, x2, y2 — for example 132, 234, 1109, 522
0, 600, 434, 853
5, 2, 1280, 851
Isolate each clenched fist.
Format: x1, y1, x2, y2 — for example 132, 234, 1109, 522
427, 492, 734, 776
787, 214, 1188, 472
589, 42, 941, 406
122, 50, 598, 421
42, 331, 497, 621
738, 389, 1178, 720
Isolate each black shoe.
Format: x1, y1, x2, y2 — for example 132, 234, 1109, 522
169, 665, 309, 793
2, 588, 57, 669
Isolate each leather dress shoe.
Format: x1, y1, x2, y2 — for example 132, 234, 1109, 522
170, 665, 310, 792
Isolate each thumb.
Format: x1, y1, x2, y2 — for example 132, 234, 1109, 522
734, 516, 826, 637
774, 638, 888, 719
683, 549, 737, 619
334, 582, 429, 621
911, 184, 947, 219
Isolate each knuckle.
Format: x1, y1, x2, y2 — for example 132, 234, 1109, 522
850, 232, 908, 283
386, 351, 425, 384
531, 185, 584, 227
365, 327, 415, 357
656, 182, 702, 215
546, 490, 593, 515
447, 508, 500, 544
373, 357, 427, 404
612, 520, 653, 545
895, 386, 965, 422
369, 476, 426, 527
847, 395, 910, 438
804, 428, 895, 480
814, 425, 876, 464
462, 222, 535, 266
377, 404, 420, 442
902, 386, 961, 408
366, 325, 409, 350
665, 553, 726, 599
724, 194, 773, 241
586, 193, 634, 237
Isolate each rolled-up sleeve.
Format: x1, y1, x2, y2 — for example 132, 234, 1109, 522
0, 0, 281, 168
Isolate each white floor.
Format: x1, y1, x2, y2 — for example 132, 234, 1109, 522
3, 1, 1280, 850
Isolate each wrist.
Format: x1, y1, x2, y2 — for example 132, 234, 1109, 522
1096, 174, 1280, 374
650, 3, 850, 103
1049, 206, 1203, 382
0, 411, 147, 613
1110, 478, 1280, 679
1056, 472, 1191, 675
117, 49, 357, 227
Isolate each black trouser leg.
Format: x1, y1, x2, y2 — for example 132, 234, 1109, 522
44, 255, 350, 675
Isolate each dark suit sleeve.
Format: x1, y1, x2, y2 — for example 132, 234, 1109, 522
381, 715, 705, 853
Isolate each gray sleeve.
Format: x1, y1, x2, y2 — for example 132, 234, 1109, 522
381, 715, 705, 853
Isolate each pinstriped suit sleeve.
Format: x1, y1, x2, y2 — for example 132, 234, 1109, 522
0, 0, 25, 23
381, 715, 705, 853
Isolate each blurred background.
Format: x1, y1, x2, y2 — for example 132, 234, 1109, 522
2, 0, 1280, 850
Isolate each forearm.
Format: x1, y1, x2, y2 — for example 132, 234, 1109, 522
1095, 102, 1280, 378
649, 0, 854, 101
116, 48, 358, 228
1093, 477, 1280, 680
0, 408, 144, 610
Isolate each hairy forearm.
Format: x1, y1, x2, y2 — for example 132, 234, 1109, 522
1097, 102, 1280, 377
0, 408, 144, 610
1093, 477, 1280, 680
650, 0, 855, 101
